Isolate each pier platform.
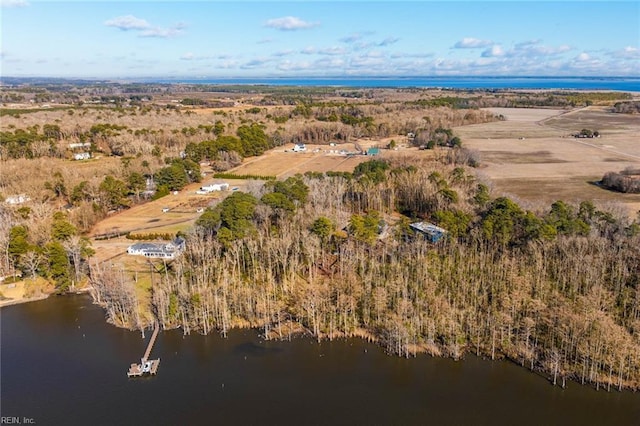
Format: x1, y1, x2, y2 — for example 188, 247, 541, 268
127, 321, 160, 377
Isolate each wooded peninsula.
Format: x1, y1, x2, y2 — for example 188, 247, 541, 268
1, 81, 639, 391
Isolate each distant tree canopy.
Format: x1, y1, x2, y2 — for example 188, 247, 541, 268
155, 158, 201, 191
413, 127, 461, 149
0, 127, 44, 159
99, 175, 130, 210
601, 168, 640, 194
51, 211, 78, 241
184, 123, 274, 165
263, 176, 309, 208
197, 191, 259, 245
349, 210, 383, 243
353, 159, 390, 184
310, 216, 335, 241
612, 101, 640, 114
5, 216, 93, 293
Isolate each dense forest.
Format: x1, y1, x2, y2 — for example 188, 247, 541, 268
90, 156, 640, 391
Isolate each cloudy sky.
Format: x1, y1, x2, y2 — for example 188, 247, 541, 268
1, 0, 638, 78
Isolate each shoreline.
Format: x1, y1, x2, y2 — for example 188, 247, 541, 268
0, 294, 50, 308
0, 286, 92, 309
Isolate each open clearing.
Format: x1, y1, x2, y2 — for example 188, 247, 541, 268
89, 174, 250, 240
230, 141, 378, 178
455, 107, 640, 215
229, 139, 433, 178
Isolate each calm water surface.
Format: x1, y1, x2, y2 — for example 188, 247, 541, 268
151, 77, 640, 91
2, 296, 639, 426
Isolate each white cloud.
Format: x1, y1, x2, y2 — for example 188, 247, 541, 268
180, 53, 195, 61
139, 25, 184, 38
568, 54, 604, 71
349, 54, 387, 69
507, 40, 572, 57
277, 60, 313, 72
390, 52, 434, 59
272, 50, 295, 57
515, 39, 541, 49
454, 38, 494, 49
302, 46, 348, 56
105, 15, 185, 38
217, 59, 240, 70
611, 46, 640, 59
265, 16, 318, 31
378, 37, 400, 47
105, 15, 151, 31
481, 45, 505, 58
575, 53, 591, 62
241, 58, 272, 69
1, 0, 29, 8
314, 57, 346, 69
340, 33, 364, 44
318, 46, 348, 56
257, 38, 274, 44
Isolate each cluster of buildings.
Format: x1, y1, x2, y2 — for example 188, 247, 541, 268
290, 143, 381, 156
69, 142, 91, 161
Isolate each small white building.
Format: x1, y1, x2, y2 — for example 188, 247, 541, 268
5, 194, 30, 205
69, 142, 91, 149
74, 152, 91, 161
198, 183, 229, 193
293, 143, 307, 152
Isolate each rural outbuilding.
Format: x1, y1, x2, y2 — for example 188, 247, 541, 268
409, 222, 447, 243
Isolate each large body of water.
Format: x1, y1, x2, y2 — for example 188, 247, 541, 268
150, 76, 640, 92
2, 296, 639, 426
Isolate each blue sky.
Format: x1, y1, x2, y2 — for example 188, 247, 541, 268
1, 1, 639, 78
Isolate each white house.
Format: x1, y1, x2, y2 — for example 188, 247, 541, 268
127, 237, 186, 259
74, 152, 91, 160
198, 183, 229, 193
292, 143, 307, 152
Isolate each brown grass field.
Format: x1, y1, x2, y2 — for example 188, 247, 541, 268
228, 139, 432, 178
454, 106, 640, 216
89, 175, 248, 239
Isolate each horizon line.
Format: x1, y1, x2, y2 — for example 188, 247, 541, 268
2, 75, 639, 81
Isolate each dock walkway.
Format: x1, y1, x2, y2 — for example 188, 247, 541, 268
127, 321, 161, 377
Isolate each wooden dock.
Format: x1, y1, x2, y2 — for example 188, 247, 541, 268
127, 322, 161, 378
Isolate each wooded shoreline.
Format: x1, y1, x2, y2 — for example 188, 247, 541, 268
2, 84, 638, 391
90, 157, 640, 391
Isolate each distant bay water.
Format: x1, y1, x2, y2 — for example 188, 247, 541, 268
150, 76, 640, 91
